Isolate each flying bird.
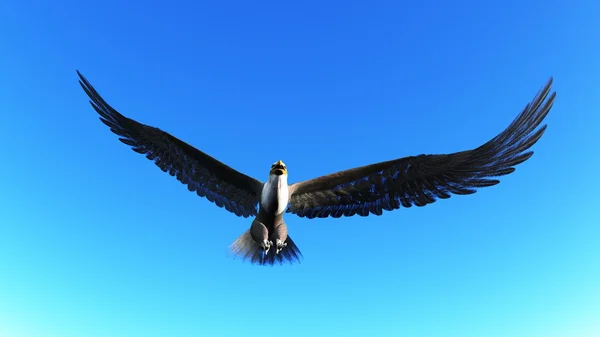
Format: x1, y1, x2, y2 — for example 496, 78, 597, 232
77, 70, 555, 266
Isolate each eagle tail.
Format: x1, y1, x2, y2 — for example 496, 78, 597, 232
229, 231, 303, 266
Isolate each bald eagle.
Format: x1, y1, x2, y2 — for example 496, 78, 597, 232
77, 71, 555, 266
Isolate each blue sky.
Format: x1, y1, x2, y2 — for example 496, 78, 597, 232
0, 0, 599, 336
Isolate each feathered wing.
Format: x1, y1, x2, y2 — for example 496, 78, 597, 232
287, 78, 555, 219
77, 70, 264, 217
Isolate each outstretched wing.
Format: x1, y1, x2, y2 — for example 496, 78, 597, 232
77, 70, 263, 218
287, 78, 555, 219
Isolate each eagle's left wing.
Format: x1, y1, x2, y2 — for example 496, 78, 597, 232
287, 78, 555, 219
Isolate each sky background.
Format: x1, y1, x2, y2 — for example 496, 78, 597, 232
0, 0, 599, 336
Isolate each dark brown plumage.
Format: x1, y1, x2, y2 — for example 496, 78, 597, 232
77, 70, 263, 218
78, 69, 554, 266
286, 78, 554, 219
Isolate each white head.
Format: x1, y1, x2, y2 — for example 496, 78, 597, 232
269, 160, 287, 176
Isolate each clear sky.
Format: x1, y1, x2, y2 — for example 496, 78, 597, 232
0, 0, 599, 336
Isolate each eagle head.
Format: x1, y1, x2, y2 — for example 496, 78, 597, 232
270, 160, 287, 176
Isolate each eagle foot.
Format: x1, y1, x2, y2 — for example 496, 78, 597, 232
260, 240, 273, 255
275, 239, 288, 254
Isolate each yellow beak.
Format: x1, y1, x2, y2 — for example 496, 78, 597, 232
270, 160, 287, 176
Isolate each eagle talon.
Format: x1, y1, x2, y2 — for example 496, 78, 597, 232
275, 240, 287, 254
260, 240, 273, 255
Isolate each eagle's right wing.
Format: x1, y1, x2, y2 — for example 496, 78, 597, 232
78, 70, 264, 218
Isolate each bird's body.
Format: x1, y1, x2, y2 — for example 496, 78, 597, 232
77, 70, 556, 266
234, 161, 298, 263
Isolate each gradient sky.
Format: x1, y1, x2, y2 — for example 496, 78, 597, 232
0, 1, 599, 336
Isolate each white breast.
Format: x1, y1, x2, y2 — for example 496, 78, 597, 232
261, 174, 289, 215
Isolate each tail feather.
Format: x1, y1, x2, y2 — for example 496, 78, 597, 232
230, 231, 303, 266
